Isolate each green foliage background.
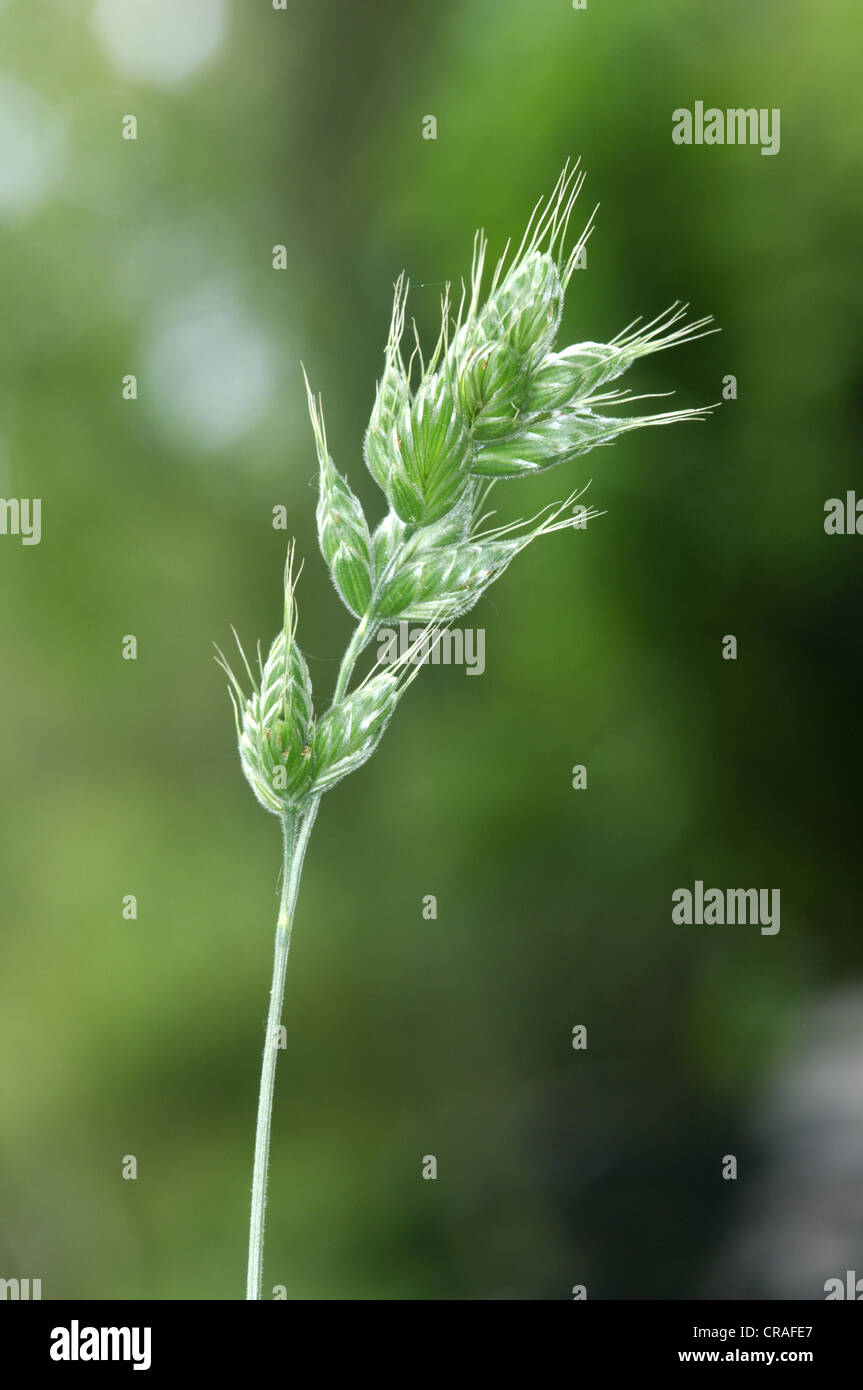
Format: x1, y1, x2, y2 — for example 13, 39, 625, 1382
1, 0, 861, 1299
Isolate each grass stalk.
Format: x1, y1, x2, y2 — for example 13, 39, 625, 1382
245, 618, 370, 1299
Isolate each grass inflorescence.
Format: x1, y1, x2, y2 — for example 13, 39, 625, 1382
219, 160, 717, 1299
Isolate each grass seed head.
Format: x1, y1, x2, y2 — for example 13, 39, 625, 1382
223, 163, 716, 815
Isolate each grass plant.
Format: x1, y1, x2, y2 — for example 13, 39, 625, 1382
217, 163, 716, 1299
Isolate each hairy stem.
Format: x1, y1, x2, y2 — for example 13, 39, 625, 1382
333, 611, 372, 701
245, 613, 372, 1299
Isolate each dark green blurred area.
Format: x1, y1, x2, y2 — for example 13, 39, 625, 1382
1, 0, 862, 1299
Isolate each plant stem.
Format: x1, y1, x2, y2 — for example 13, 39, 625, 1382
333, 611, 371, 701
245, 613, 372, 1300
246, 806, 318, 1300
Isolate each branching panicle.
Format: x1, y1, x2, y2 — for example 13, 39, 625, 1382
222, 163, 716, 818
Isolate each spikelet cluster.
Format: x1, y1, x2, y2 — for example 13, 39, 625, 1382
221, 164, 716, 814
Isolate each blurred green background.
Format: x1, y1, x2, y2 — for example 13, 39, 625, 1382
2, 0, 862, 1300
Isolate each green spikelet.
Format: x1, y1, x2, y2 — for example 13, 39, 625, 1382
217, 545, 315, 814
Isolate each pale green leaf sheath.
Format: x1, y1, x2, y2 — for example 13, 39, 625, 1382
219, 160, 718, 1299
